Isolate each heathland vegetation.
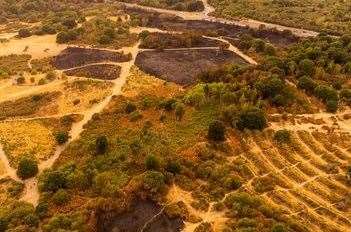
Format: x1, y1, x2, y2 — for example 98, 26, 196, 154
0, 0, 350, 231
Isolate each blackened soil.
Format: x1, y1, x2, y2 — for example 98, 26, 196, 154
135, 49, 247, 85
53, 47, 132, 70
64, 64, 121, 80
98, 200, 184, 232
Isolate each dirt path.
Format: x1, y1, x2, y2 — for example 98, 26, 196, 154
0, 144, 20, 181
167, 185, 228, 232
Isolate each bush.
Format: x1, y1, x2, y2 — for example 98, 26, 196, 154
340, 89, 351, 103
129, 110, 143, 122
96, 136, 108, 154
264, 44, 276, 55
314, 85, 338, 102
18, 28, 32, 38
273, 130, 291, 143
272, 223, 288, 232
55, 131, 69, 144
35, 202, 49, 219
326, 100, 338, 113
208, 120, 226, 142
297, 76, 316, 92
143, 171, 165, 193
159, 98, 176, 111
236, 107, 267, 131
166, 160, 181, 174
40, 170, 67, 192
52, 189, 70, 206
145, 154, 160, 170
298, 59, 315, 76
17, 157, 38, 180
17, 76, 25, 84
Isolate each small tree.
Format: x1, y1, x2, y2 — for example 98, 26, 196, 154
17, 157, 38, 180
326, 100, 338, 113
208, 120, 226, 142
96, 136, 108, 154
298, 59, 315, 76
52, 189, 70, 206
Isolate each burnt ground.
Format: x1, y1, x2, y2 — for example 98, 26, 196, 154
97, 200, 184, 232
135, 49, 247, 85
53, 47, 132, 70
139, 32, 228, 49
126, 7, 299, 46
64, 64, 121, 80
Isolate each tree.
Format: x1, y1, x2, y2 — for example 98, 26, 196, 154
252, 39, 265, 52
17, 157, 38, 180
52, 189, 70, 206
314, 85, 338, 102
143, 171, 165, 193
125, 102, 137, 114
236, 107, 267, 131
208, 120, 226, 142
96, 136, 108, 154
145, 154, 160, 170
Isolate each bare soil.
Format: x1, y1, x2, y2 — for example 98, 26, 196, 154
64, 64, 122, 80
53, 47, 132, 70
135, 49, 247, 85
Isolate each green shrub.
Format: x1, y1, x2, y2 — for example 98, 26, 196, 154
236, 107, 267, 131
96, 136, 108, 154
159, 98, 176, 111
273, 130, 291, 143
166, 160, 181, 174
52, 189, 70, 206
143, 171, 165, 193
326, 99, 338, 113
297, 76, 316, 92
35, 202, 49, 219
17, 157, 39, 180
298, 59, 315, 76
340, 89, 351, 103
314, 85, 338, 102
40, 170, 67, 192
272, 223, 288, 232
208, 120, 226, 142
145, 154, 160, 170
55, 131, 69, 144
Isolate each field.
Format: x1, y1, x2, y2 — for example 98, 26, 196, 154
0, 0, 350, 231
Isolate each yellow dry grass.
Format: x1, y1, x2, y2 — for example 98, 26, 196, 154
57, 80, 113, 114
0, 121, 56, 164
122, 67, 183, 98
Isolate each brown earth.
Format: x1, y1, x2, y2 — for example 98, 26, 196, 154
53, 47, 132, 70
135, 49, 247, 85
64, 64, 122, 80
